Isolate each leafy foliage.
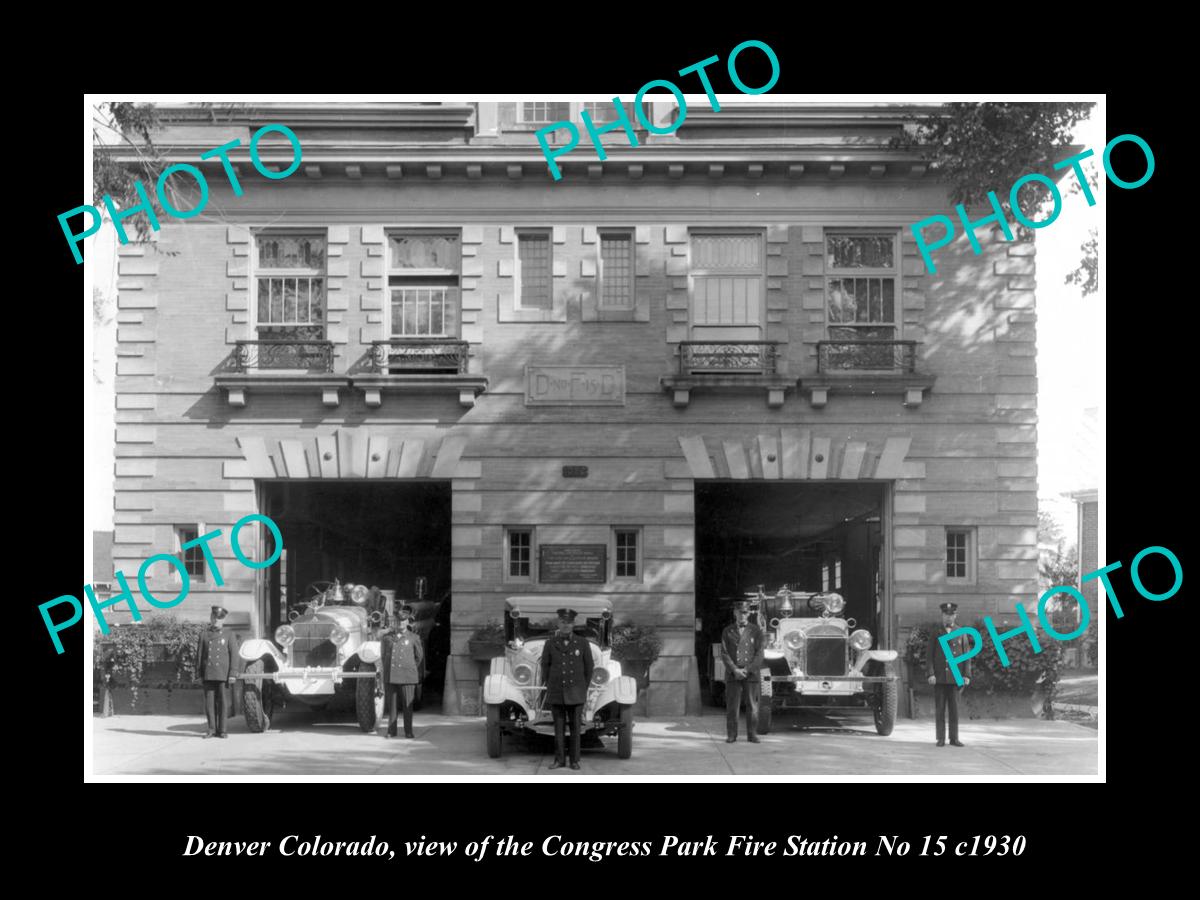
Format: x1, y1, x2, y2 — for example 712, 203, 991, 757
1037, 509, 1064, 546
1065, 228, 1098, 296
610, 622, 662, 663
893, 102, 1097, 271
92, 102, 251, 245
93, 286, 113, 383
904, 624, 932, 676
93, 103, 165, 242
94, 615, 206, 709
907, 618, 1064, 712
1038, 509, 1080, 596
468, 620, 506, 644
1041, 546, 1080, 595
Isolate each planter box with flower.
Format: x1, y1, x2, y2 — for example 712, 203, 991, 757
467, 621, 507, 661
94, 615, 213, 715
905, 618, 1064, 720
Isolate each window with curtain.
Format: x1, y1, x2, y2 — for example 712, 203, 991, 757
255, 234, 327, 342
689, 233, 764, 326
388, 233, 460, 337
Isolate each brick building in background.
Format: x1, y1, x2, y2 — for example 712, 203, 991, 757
106, 101, 1040, 715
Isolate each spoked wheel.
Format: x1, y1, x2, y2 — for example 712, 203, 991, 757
242, 660, 273, 733
617, 704, 634, 759
485, 704, 503, 758
874, 660, 898, 736
355, 664, 378, 732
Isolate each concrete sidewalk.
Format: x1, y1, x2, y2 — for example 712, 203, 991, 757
92, 708, 1098, 777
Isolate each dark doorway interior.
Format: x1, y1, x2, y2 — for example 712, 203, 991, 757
259, 481, 451, 704
694, 482, 884, 701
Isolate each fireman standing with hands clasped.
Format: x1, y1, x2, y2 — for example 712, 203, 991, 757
720, 600, 765, 744
196, 605, 237, 739
927, 601, 971, 747
380, 605, 424, 739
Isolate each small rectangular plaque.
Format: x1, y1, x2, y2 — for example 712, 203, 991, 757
562, 465, 589, 478
538, 544, 607, 583
525, 365, 625, 406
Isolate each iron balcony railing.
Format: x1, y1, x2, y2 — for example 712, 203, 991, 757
370, 339, 470, 374
677, 341, 780, 375
816, 340, 918, 373
233, 340, 335, 373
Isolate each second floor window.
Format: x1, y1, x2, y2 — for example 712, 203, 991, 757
255, 234, 327, 341
516, 231, 552, 310
599, 230, 635, 309
689, 232, 764, 331
830, 232, 897, 367
388, 233, 460, 338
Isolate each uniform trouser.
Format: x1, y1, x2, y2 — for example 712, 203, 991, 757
550, 704, 583, 764
934, 683, 960, 741
725, 676, 759, 739
385, 683, 416, 736
202, 680, 227, 734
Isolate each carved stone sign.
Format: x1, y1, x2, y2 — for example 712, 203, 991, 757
538, 544, 608, 584
525, 365, 625, 406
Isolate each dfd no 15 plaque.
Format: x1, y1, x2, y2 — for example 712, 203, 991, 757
525, 365, 625, 406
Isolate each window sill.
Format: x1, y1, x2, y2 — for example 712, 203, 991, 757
215, 373, 351, 408
801, 373, 937, 408
353, 374, 489, 409
660, 374, 799, 409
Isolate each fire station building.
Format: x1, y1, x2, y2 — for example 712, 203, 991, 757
109, 101, 1039, 715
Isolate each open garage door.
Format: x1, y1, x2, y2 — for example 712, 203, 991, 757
694, 482, 886, 706
258, 481, 451, 708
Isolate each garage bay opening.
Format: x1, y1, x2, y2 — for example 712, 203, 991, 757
694, 482, 890, 727
257, 481, 451, 713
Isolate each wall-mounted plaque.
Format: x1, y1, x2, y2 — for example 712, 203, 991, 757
538, 544, 607, 583
525, 365, 625, 406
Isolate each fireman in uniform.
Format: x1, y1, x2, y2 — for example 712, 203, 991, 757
380, 605, 424, 738
926, 601, 972, 747
720, 600, 765, 743
539, 608, 594, 770
196, 605, 237, 739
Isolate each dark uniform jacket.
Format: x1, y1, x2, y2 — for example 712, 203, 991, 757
927, 625, 973, 684
720, 623, 765, 682
380, 629, 424, 685
196, 626, 236, 681
539, 632, 595, 706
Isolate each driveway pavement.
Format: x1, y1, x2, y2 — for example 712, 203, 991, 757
91, 708, 1098, 777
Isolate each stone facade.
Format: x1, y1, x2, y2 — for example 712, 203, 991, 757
109, 102, 1040, 715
